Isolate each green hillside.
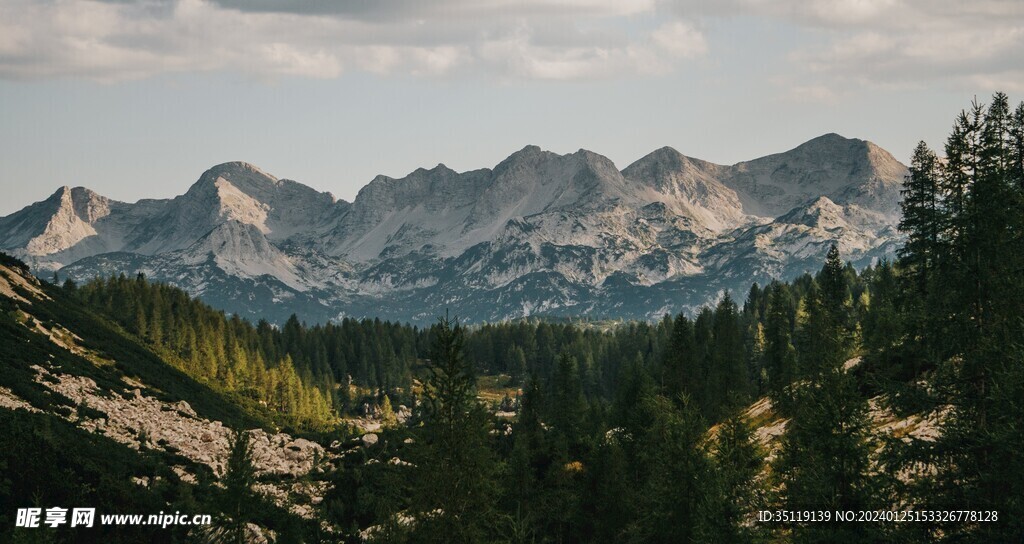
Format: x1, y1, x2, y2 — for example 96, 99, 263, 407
0, 256, 320, 543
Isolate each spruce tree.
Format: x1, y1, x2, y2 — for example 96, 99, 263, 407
819, 244, 853, 354
711, 292, 748, 419
899, 142, 942, 310
764, 282, 798, 397
711, 415, 765, 544
628, 394, 718, 543
213, 430, 257, 544
901, 93, 1024, 543
408, 314, 498, 544
773, 366, 881, 544
663, 313, 695, 401
548, 353, 587, 454
775, 248, 881, 542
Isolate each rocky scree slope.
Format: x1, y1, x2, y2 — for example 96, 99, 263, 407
0, 258, 340, 526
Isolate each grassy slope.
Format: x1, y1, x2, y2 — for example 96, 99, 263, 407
0, 265, 263, 429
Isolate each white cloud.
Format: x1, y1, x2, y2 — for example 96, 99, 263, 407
651, 21, 708, 58
0, 0, 706, 81
669, 0, 1024, 92
4, 0, 1017, 90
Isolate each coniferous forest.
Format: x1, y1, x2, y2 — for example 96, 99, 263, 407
1, 93, 1023, 543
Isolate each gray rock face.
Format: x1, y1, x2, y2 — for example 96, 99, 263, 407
33, 365, 326, 479
1, 135, 908, 323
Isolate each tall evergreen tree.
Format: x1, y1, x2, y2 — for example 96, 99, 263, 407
627, 395, 718, 544
710, 292, 748, 419
212, 430, 257, 544
773, 367, 881, 544
764, 282, 798, 397
663, 314, 695, 400
710, 414, 766, 544
899, 93, 1024, 543
408, 314, 498, 544
899, 142, 943, 310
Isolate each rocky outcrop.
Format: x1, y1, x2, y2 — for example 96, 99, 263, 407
32, 365, 327, 479
0, 386, 39, 413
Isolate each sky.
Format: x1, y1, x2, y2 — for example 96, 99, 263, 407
1, 0, 1022, 215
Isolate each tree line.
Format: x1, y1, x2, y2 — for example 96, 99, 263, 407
54, 92, 1024, 542
324, 93, 1024, 543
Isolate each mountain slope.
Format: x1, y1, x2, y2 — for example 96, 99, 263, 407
0, 254, 336, 541
722, 133, 906, 219
0, 135, 909, 324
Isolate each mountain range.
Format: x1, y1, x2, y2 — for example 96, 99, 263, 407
0, 133, 907, 324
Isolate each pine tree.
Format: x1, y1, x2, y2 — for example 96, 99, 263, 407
899, 141, 942, 310
765, 282, 798, 396
795, 283, 842, 378
773, 367, 881, 543
408, 314, 498, 543
505, 374, 552, 542
711, 415, 765, 544
213, 430, 257, 544
628, 394, 718, 543
819, 244, 853, 354
692, 307, 715, 416
380, 394, 397, 428
746, 321, 767, 395
861, 261, 909, 379
900, 93, 1024, 543
548, 353, 587, 453
711, 292, 748, 419
508, 345, 528, 385
663, 314, 695, 400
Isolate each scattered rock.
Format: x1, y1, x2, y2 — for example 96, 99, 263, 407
33, 366, 328, 478
0, 386, 40, 413
173, 400, 197, 418
172, 466, 197, 485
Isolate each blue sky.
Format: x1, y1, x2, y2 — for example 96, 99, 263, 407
1, 0, 1021, 215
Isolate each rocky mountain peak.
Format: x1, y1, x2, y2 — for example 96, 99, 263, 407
45, 185, 110, 211
188, 161, 279, 199
426, 163, 455, 175
49, 184, 73, 199
65, 186, 115, 225
779, 133, 903, 177
0, 185, 117, 259
2, 135, 910, 324
165, 162, 336, 242
724, 133, 909, 218
795, 131, 860, 149
621, 147, 745, 233
181, 220, 305, 290
626, 146, 690, 170
623, 146, 722, 183
492, 144, 551, 172
202, 160, 276, 180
